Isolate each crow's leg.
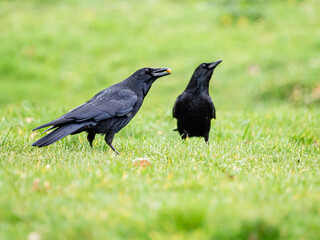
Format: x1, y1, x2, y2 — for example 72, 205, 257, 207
204, 136, 209, 144
105, 133, 119, 155
181, 133, 186, 140
181, 134, 190, 140
204, 132, 209, 144
87, 132, 96, 149
181, 130, 189, 141
205, 121, 211, 144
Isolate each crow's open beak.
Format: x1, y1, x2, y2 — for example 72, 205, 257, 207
151, 68, 172, 77
208, 60, 223, 69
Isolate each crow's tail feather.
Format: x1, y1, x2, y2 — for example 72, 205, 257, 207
33, 119, 66, 131
32, 123, 85, 147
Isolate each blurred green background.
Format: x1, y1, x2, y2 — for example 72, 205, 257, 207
1, 0, 319, 112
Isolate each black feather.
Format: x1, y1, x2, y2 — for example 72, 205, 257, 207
32, 123, 86, 147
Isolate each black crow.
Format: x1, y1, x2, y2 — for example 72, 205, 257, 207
172, 60, 222, 143
32, 67, 172, 154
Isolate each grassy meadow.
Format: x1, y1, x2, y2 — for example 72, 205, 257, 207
0, 0, 320, 239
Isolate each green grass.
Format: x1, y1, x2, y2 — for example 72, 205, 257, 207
1, 106, 320, 239
1, 0, 320, 239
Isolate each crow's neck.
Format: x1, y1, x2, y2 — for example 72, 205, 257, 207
121, 77, 143, 95
185, 77, 210, 94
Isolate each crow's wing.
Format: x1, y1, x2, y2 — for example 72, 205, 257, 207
173, 92, 216, 119
65, 88, 137, 121
210, 99, 216, 119
201, 94, 216, 119
33, 87, 138, 130
172, 93, 186, 119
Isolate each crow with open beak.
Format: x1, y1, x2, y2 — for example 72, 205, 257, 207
32, 67, 172, 154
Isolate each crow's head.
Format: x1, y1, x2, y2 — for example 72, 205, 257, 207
134, 67, 172, 80
187, 60, 222, 91
132, 67, 172, 95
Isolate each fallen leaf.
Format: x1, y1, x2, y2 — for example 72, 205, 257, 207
134, 158, 151, 168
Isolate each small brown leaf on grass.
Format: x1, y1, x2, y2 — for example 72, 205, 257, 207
134, 158, 151, 168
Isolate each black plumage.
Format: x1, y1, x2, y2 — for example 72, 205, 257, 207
32, 67, 171, 154
173, 60, 222, 142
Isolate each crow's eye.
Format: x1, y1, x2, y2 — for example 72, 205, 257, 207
201, 64, 206, 68
145, 69, 150, 74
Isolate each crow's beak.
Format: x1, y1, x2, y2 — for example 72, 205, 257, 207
208, 60, 223, 69
151, 68, 172, 77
